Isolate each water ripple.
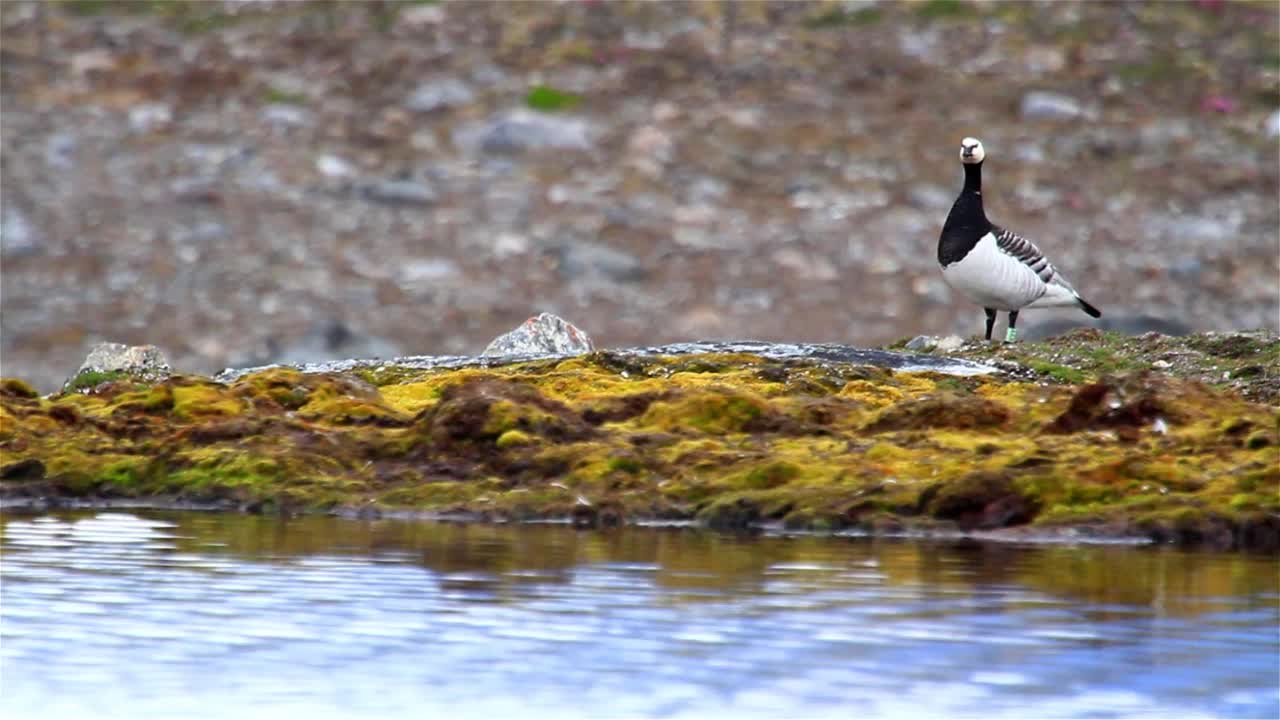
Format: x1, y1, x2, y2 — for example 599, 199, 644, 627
1, 512, 1277, 720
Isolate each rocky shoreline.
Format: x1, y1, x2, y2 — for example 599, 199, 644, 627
2, 325, 1276, 551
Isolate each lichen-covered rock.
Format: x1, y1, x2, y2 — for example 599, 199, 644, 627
66, 343, 172, 390
482, 313, 594, 357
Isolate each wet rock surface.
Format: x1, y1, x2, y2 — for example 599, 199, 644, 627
1, 2, 1276, 393
2, 331, 1277, 550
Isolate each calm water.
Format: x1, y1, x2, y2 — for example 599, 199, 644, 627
1, 511, 1277, 720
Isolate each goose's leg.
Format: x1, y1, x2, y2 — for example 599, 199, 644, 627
984, 308, 997, 341
1005, 310, 1019, 343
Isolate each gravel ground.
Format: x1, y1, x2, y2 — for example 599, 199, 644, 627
2, 0, 1277, 391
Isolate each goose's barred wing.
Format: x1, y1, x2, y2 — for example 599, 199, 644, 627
993, 225, 1063, 286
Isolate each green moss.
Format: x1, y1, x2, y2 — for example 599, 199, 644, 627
1026, 360, 1087, 384
526, 86, 581, 112
738, 461, 801, 490
804, 6, 883, 28
606, 456, 644, 475
915, 0, 975, 20
65, 370, 128, 392
262, 87, 307, 105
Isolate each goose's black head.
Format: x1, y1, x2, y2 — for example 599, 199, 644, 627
960, 137, 985, 165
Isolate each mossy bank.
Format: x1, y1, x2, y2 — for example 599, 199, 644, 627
2, 330, 1277, 550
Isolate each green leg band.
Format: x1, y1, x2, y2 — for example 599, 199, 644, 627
1005, 327, 1018, 343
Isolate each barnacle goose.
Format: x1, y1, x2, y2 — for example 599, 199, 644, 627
937, 137, 1101, 342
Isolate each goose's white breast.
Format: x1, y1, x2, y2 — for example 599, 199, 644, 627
940, 233, 1046, 311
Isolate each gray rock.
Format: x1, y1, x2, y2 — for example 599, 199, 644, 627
261, 104, 314, 128
316, 154, 355, 178
1, 207, 40, 257
904, 335, 935, 351
454, 110, 594, 154
128, 103, 172, 133
170, 176, 220, 203
361, 179, 436, 207
934, 335, 966, 353
905, 334, 966, 353
71, 343, 172, 387
482, 313, 594, 357
1267, 109, 1280, 139
404, 78, 474, 112
547, 241, 645, 283
44, 133, 77, 170
397, 257, 460, 287
1020, 91, 1088, 121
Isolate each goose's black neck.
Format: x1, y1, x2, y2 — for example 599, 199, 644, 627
937, 161, 992, 266
962, 161, 983, 194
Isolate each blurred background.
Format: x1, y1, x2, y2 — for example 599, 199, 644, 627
1, 0, 1277, 392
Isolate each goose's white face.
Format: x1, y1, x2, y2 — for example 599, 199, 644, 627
960, 137, 985, 164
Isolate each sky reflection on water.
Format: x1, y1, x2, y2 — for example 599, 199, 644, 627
2, 511, 1277, 719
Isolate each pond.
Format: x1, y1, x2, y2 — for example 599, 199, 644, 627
2, 511, 1277, 719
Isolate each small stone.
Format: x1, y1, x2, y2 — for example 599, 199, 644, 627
45, 133, 77, 169
1020, 91, 1088, 121
1, 207, 40, 257
493, 232, 529, 258
129, 103, 172, 133
453, 109, 594, 154
652, 101, 680, 123
316, 154, 355, 178
399, 3, 444, 26
934, 335, 966, 353
72, 343, 171, 385
397, 257, 459, 285
723, 106, 762, 129
626, 125, 673, 174
70, 49, 115, 78
905, 335, 935, 351
547, 241, 645, 283
482, 313, 594, 357
261, 104, 313, 128
1023, 46, 1066, 74
1152, 359, 1172, 369
1266, 110, 1280, 139
361, 179, 436, 207
170, 176, 220, 203
404, 78, 474, 113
